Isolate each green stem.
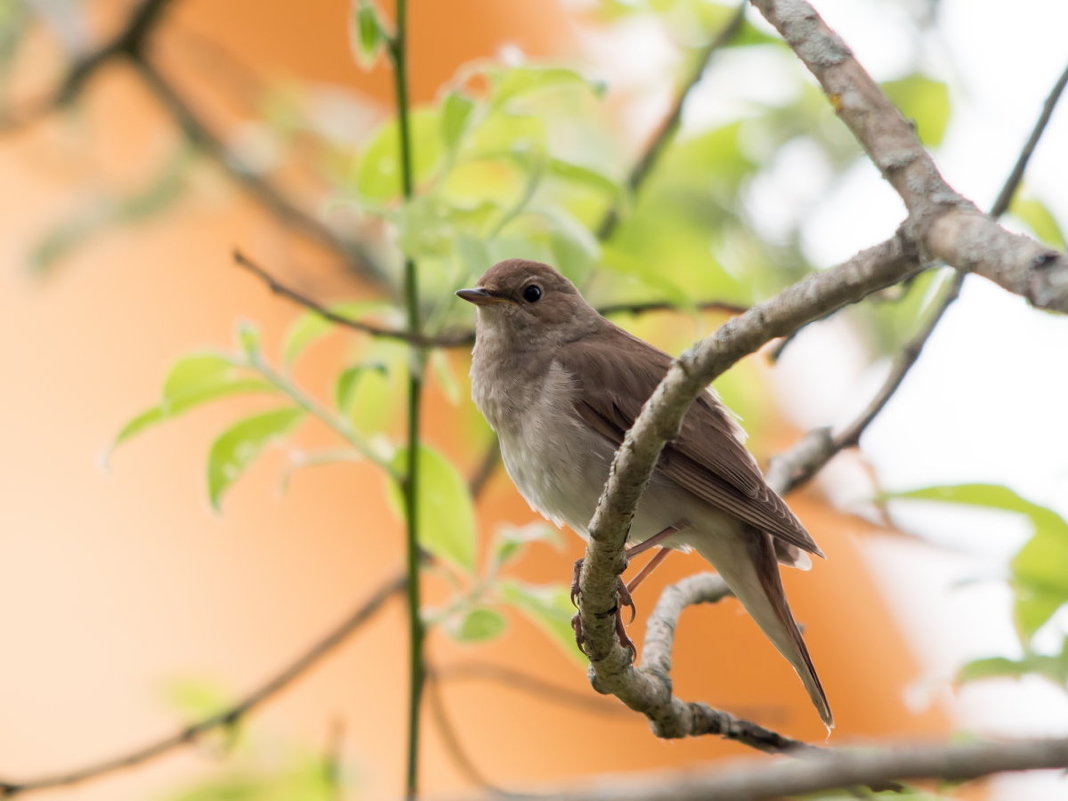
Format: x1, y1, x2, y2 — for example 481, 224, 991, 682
388, 2, 425, 798
249, 356, 396, 476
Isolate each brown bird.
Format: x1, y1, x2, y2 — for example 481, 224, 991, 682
457, 258, 832, 727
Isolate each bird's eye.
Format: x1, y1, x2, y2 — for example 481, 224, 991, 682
522, 284, 542, 303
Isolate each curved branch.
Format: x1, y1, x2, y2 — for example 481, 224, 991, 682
0, 573, 406, 798
767, 56, 1068, 493
751, 0, 1068, 312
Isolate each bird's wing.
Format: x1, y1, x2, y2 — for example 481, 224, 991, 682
555, 326, 822, 558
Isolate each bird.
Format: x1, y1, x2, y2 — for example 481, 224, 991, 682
456, 258, 832, 728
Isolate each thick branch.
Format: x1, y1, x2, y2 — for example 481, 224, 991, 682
507, 736, 1068, 801
749, 0, 1068, 312
0, 573, 405, 798
767, 56, 1068, 492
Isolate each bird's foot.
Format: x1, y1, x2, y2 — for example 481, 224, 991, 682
570, 604, 637, 661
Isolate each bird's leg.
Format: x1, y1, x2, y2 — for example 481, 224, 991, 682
570, 526, 679, 657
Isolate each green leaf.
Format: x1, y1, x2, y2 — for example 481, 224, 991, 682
888, 484, 1068, 640
161, 676, 233, 719
110, 354, 274, 453
441, 90, 476, 153
356, 109, 444, 202
334, 363, 387, 415
281, 300, 389, 366
1011, 196, 1067, 250
499, 580, 583, 661
452, 607, 507, 642
352, 0, 386, 69
489, 66, 599, 108
958, 645, 1068, 686
236, 320, 261, 359
887, 483, 1066, 534
493, 522, 562, 568
207, 407, 305, 510
882, 74, 951, 147
389, 445, 476, 572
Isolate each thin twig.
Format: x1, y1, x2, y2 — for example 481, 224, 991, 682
233, 249, 471, 347
0, 573, 406, 798
770, 56, 1068, 493
436, 662, 632, 718
424, 669, 500, 791
596, 1, 748, 240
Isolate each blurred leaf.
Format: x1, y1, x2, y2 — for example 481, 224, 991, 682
334, 362, 386, 416
1011, 195, 1067, 250
544, 206, 601, 282
389, 445, 476, 572
30, 148, 191, 275
452, 607, 508, 642
161, 676, 233, 719
441, 90, 476, 153
889, 484, 1068, 640
356, 108, 444, 202
282, 301, 389, 366
236, 320, 262, 360
499, 579, 583, 661
882, 74, 951, 146
352, 0, 387, 69
489, 65, 600, 109
493, 522, 563, 568
207, 407, 306, 510
958, 646, 1068, 686
111, 354, 274, 452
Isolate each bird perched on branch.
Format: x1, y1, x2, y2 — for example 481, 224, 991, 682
457, 258, 832, 728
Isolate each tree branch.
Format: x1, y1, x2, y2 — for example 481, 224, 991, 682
0, 572, 406, 798
767, 55, 1068, 493
234, 250, 748, 351
750, 0, 1068, 312
497, 736, 1068, 801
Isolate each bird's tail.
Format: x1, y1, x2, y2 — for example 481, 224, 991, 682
693, 526, 833, 729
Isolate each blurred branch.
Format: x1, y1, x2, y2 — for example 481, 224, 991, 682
424, 669, 500, 791
0, 0, 386, 283
751, 0, 1068, 312
596, 0, 747, 240
767, 55, 1068, 493
479, 736, 1068, 801
0, 572, 406, 798
437, 661, 631, 717
134, 62, 385, 282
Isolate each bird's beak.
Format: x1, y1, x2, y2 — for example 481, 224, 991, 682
455, 287, 512, 306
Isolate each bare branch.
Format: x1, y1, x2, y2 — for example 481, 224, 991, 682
493, 736, 1068, 801
750, 0, 1068, 312
768, 56, 1068, 492
0, 573, 406, 798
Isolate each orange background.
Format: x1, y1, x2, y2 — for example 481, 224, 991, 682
0, 2, 945, 799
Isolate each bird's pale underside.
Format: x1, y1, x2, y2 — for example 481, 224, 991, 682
458, 258, 832, 728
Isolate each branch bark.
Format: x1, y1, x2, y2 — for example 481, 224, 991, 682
497, 736, 1068, 801
750, 0, 1068, 312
